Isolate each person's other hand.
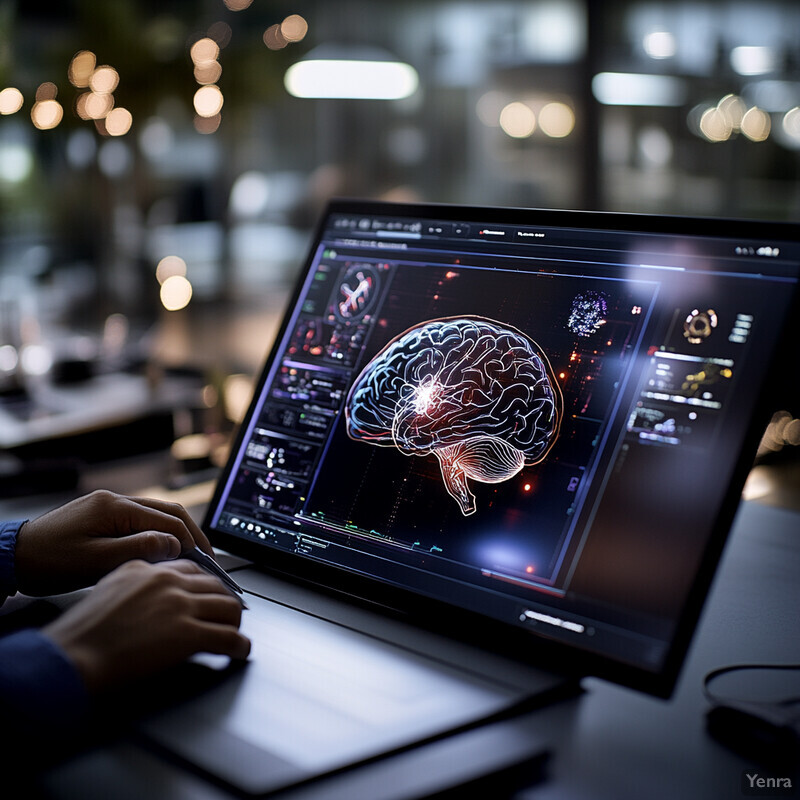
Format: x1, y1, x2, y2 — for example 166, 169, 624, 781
43, 559, 251, 692
15, 490, 214, 596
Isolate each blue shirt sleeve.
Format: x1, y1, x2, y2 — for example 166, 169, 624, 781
0, 519, 89, 728
0, 519, 24, 602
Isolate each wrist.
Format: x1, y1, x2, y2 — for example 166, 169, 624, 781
13, 517, 43, 595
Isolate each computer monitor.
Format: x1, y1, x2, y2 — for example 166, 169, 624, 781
205, 200, 799, 697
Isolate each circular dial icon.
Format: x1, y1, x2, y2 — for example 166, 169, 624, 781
683, 308, 718, 344
335, 265, 380, 321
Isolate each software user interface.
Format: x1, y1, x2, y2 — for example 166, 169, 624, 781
210, 208, 797, 673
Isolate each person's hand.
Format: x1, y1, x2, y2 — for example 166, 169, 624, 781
15, 490, 214, 596
43, 559, 251, 693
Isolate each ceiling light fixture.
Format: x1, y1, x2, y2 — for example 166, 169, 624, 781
285, 45, 418, 100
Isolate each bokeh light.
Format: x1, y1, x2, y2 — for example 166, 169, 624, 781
476, 91, 506, 127
699, 107, 731, 142
638, 125, 673, 167
643, 31, 676, 59
0, 87, 24, 115
190, 37, 220, 65
193, 85, 224, 117
106, 107, 133, 136
208, 21, 232, 49
68, 51, 96, 88
538, 102, 575, 138
156, 255, 187, 284
75, 93, 91, 120
97, 139, 132, 176
285, 59, 419, 100
757, 410, 800, 457
592, 72, 687, 107
499, 102, 536, 138
66, 129, 96, 168
31, 99, 63, 130
20, 344, 54, 376
90, 66, 120, 94
223, 0, 253, 10
689, 94, 772, 144
83, 91, 114, 120
194, 113, 221, 134
731, 46, 776, 76
230, 171, 271, 217
35, 82, 58, 102
160, 274, 193, 311
741, 106, 771, 142
718, 94, 746, 132
0, 344, 19, 372
783, 107, 800, 142
195, 61, 223, 85
264, 24, 288, 50
281, 15, 308, 43
140, 118, 174, 158
0, 143, 34, 182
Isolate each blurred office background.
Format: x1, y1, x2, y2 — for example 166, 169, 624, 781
1, 0, 798, 506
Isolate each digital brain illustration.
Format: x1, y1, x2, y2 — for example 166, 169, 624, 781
345, 316, 563, 515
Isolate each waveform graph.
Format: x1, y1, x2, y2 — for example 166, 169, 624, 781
345, 316, 563, 515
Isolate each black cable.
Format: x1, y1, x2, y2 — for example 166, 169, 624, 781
703, 663, 800, 764
704, 662, 800, 707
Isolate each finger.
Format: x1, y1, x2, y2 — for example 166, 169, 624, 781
185, 593, 245, 626
185, 620, 251, 661
162, 561, 239, 598
162, 559, 206, 576
128, 496, 214, 555
100, 530, 182, 564
112, 497, 204, 554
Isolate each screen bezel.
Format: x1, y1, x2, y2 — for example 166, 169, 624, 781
203, 198, 799, 699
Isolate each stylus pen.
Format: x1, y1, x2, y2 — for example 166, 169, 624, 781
184, 546, 249, 609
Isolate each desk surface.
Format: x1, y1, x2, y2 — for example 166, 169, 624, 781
17, 498, 800, 799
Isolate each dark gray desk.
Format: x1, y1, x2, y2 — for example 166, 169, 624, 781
21, 500, 800, 798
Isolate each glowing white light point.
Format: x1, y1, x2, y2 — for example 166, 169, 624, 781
499, 102, 536, 138
190, 38, 219, 65
741, 106, 771, 142
90, 66, 120, 94
193, 85, 224, 117
699, 107, 731, 142
643, 31, 676, 59
31, 100, 63, 130
0, 87, 24, 115
414, 381, 440, 414
106, 107, 132, 136
538, 102, 575, 138
20, 344, 53, 376
160, 275, 193, 311
281, 14, 308, 43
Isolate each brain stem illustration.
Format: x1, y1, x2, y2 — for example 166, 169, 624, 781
346, 316, 563, 515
